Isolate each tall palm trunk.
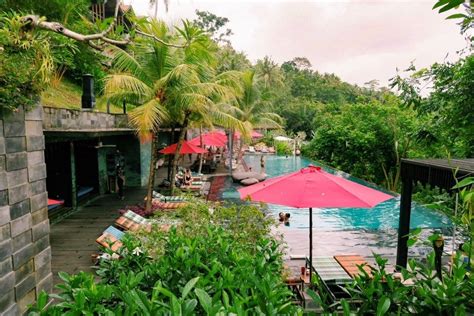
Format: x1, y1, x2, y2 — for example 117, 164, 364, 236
237, 138, 244, 163
167, 124, 176, 181
170, 115, 190, 195
198, 125, 204, 174
145, 133, 157, 212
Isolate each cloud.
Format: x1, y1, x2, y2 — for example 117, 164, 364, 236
126, 0, 467, 86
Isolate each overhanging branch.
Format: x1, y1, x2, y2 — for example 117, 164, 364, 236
135, 30, 187, 48
21, 0, 187, 50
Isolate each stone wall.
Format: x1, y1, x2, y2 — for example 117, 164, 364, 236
42, 106, 129, 131
0, 106, 51, 315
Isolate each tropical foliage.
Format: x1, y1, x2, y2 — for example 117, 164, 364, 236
29, 202, 301, 315
311, 253, 474, 315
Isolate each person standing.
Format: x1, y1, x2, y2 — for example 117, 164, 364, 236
115, 150, 125, 200
260, 155, 265, 173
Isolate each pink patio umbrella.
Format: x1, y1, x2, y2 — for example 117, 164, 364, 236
189, 133, 227, 147
233, 130, 264, 139
159, 141, 207, 155
238, 165, 394, 283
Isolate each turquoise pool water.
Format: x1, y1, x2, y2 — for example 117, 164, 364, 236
221, 155, 451, 231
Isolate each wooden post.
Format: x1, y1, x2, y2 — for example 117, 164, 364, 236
309, 207, 313, 285
396, 178, 413, 269
70, 141, 77, 209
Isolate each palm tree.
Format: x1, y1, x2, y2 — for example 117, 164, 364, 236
105, 20, 246, 198
104, 20, 177, 211
230, 70, 283, 157
255, 56, 284, 89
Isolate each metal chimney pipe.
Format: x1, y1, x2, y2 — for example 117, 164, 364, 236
81, 74, 95, 110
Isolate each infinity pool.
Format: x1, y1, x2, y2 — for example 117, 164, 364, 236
221, 154, 451, 231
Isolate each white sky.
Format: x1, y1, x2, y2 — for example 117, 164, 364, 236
124, 0, 468, 87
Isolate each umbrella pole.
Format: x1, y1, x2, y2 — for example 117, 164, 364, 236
309, 207, 313, 286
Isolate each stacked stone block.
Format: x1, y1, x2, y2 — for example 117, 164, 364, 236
42, 107, 129, 130
0, 106, 51, 315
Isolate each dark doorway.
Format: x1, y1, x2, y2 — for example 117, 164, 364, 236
75, 141, 99, 200
45, 142, 72, 205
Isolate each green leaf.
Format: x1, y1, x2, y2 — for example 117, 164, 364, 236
182, 277, 199, 299
446, 13, 468, 19
341, 299, 351, 315
36, 291, 49, 309
433, 0, 451, 9
376, 296, 391, 316
453, 177, 474, 189
407, 238, 417, 247
439, 0, 465, 13
195, 288, 212, 314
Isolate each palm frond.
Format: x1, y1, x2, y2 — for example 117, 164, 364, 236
108, 46, 151, 85
104, 73, 154, 101
128, 99, 169, 141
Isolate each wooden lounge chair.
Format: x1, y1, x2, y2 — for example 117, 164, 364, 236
334, 255, 372, 278
96, 226, 124, 252
306, 256, 352, 303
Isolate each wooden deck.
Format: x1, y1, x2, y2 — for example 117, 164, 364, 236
49, 188, 146, 286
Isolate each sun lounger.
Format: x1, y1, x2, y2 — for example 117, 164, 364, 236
306, 256, 352, 303
153, 191, 186, 202
153, 201, 187, 209
116, 210, 171, 232
115, 210, 152, 232
96, 226, 124, 251
334, 255, 372, 278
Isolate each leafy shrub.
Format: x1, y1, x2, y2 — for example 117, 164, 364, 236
311, 251, 474, 315
275, 141, 292, 155
30, 202, 301, 315
0, 14, 54, 111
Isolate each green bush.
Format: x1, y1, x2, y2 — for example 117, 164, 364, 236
30, 202, 301, 315
275, 141, 292, 155
0, 14, 54, 111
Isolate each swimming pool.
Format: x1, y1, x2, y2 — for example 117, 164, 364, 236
221, 154, 451, 231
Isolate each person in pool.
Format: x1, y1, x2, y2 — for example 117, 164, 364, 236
279, 212, 291, 225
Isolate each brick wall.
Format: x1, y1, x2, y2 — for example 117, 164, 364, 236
42, 106, 129, 131
0, 106, 51, 315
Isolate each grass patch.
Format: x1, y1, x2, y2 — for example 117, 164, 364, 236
41, 79, 128, 114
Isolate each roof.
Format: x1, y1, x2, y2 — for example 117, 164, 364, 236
401, 158, 473, 190
402, 158, 474, 175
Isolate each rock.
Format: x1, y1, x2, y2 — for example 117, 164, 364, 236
243, 172, 266, 181
232, 172, 248, 182
232, 171, 267, 182
241, 178, 259, 186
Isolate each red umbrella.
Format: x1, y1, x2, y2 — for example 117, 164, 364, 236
233, 130, 263, 139
211, 130, 228, 142
238, 165, 394, 283
189, 133, 227, 147
159, 141, 207, 155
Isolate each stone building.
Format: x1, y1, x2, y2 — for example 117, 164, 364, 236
0, 106, 51, 315
0, 104, 156, 314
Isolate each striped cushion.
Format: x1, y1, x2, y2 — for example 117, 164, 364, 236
104, 225, 125, 239
153, 191, 186, 202
123, 210, 150, 225
97, 229, 123, 251
154, 201, 187, 209
165, 196, 186, 202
